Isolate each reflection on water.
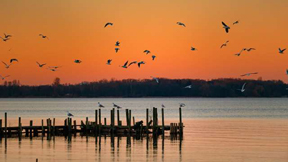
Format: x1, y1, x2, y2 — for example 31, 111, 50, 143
1, 119, 288, 162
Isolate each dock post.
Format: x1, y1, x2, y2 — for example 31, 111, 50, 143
112, 108, 115, 132
117, 109, 120, 126
95, 110, 98, 136
0, 119, 2, 140
104, 118, 106, 126
125, 109, 129, 126
129, 110, 132, 133
41, 119, 45, 137
179, 107, 183, 136
53, 118, 56, 136
30, 120, 33, 139
85, 117, 88, 134
18, 117, 22, 140
4, 112, 7, 139
152, 107, 157, 137
73, 120, 77, 136
146, 109, 149, 134
162, 108, 164, 136
99, 109, 101, 135
68, 118, 72, 136
133, 116, 135, 126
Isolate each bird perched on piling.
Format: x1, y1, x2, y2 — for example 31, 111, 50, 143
98, 102, 105, 108
113, 103, 122, 109
180, 103, 186, 108
67, 111, 74, 118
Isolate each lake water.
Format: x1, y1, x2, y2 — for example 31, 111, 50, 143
0, 98, 288, 162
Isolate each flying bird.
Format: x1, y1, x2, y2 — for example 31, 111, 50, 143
220, 40, 229, 48
104, 22, 113, 28
113, 103, 122, 109
152, 55, 156, 60
49, 66, 61, 69
237, 83, 247, 92
39, 34, 49, 40
0, 75, 10, 80
107, 59, 112, 65
128, 61, 137, 67
115, 48, 120, 53
241, 72, 258, 77
3, 33, 12, 39
151, 76, 159, 83
74, 59, 82, 63
115, 41, 120, 46
121, 61, 129, 68
67, 111, 74, 118
191, 46, 197, 51
0, 37, 9, 42
246, 48, 256, 52
184, 85, 192, 89
36, 62, 46, 67
138, 61, 145, 68
10, 59, 18, 63
234, 48, 246, 56
279, 48, 286, 54
98, 102, 105, 108
222, 22, 230, 33
144, 50, 151, 55
176, 22, 186, 27
233, 20, 239, 25
2, 61, 12, 69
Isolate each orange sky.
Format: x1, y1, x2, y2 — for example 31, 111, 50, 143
0, 0, 287, 85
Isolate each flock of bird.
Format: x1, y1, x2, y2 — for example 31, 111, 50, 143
0, 20, 287, 95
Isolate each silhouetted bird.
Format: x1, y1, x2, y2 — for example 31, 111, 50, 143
151, 76, 159, 83
279, 48, 286, 54
152, 55, 156, 60
237, 83, 247, 92
246, 48, 256, 52
0, 37, 9, 42
241, 72, 258, 77
107, 59, 112, 65
220, 40, 229, 48
10, 58, 18, 63
138, 61, 145, 68
39, 34, 49, 40
128, 61, 137, 67
74, 59, 82, 63
144, 50, 151, 55
222, 22, 230, 33
115, 48, 120, 53
113, 103, 122, 109
104, 22, 113, 28
121, 61, 129, 68
233, 20, 239, 25
2, 61, 12, 69
36, 62, 46, 67
176, 22, 186, 27
98, 102, 105, 108
0, 75, 10, 80
4, 33, 12, 39
115, 41, 120, 46
191, 46, 197, 51
67, 111, 74, 118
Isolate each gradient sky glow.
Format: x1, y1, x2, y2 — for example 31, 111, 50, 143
0, 0, 287, 85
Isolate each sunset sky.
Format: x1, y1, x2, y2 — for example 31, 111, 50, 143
0, 0, 287, 85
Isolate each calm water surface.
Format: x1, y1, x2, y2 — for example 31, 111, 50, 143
0, 98, 288, 162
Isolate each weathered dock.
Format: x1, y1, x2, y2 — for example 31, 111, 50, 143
0, 107, 184, 140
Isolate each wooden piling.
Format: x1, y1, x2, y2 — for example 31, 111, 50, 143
41, 119, 45, 136
36, 158, 38, 162
30, 120, 33, 139
4, 112, 7, 139
95, 110, 98, 136
98, 109, 102, 135
73, 120, 77, 135
146, 109, 149, 134
47, 119, 50, 135
68, 118, 72, 136
179, 107, 183, 135
162, 108, 164, 135
133, 116, 135, 126
0, 119, 2, 139
125, 109, 129, 126
18, 117, 22, 139
117, 110, 120, 126
53, 118, 56, 136
85, 117, 88, 134
104, 118, 106, 126
153, 108, 157, 137
129, 110, 132, 133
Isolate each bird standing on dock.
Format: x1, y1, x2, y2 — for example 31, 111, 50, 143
67, 111, 74, 118
98, 102, 105, 108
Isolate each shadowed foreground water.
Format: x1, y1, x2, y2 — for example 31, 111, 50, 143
0, 98, 288, 161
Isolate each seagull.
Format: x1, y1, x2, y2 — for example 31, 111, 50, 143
36, 62, 46, 67
138, 61, 145, 68
191, 46, 197, 51
161, 104, 165, 108
279, 48, 286, 54
98, 102, 105, 108
237, 83, 246, 92
115, 41, 120, 46
67, 111, 74, 118
234, 48, 246, 56
39, 34, 49, 40
120, 61, 129, 68
48, 66, 61, 69
0, 75, 10, 80
241, 72, 258, 77
113, 103, 122, 109
152, 55, 156, 60
222, 22, 230, 33
47, 68, 57, 72
3, 33, 12, 39
184, 85, 192, 89
107, 59, 112, 65
10, 58, 18, 63
115, 48, 120, 53
180, 103, 185, 108
176, 22, 186, 27
128, 61, 137, 67
233, 20, 239, 25
246, 48, 256, 52
144, 50, 151, 55
0, 37, 9, 42
220, 40, 229, 48
74, 59, 82, 63
151, 76, 159, 83
2, 61, 12, 69
104, 22, 113, 28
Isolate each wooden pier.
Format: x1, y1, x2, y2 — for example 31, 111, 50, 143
0, 107, 184, 140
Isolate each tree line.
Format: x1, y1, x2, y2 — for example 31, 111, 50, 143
0, 78, 287, 97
